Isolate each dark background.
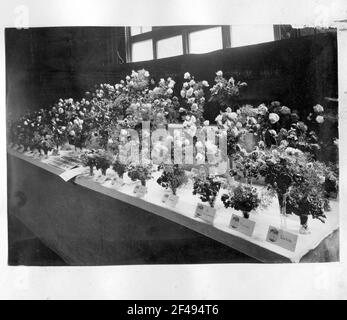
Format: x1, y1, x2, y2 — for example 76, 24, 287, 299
6, 27, 337, 122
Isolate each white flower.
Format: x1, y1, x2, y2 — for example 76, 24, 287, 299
183, 82, 189, 88
188, 97, 195, 104
258, 104, 268, 115
269, 113, 280, 124
144, 71, 150, 77
227, 112, 238, 120
126, 75, 130, 81
131, 70, 138, 77
313, 104, 324, 113
191, 103, 198, 111
236, 122, 242, 129
69, 130, 75, 136
184, 72, 191, 79
61, 126, 66, 131
216, 70, 223, 77
186, 88, 194, 98
203, 120, 210, 126
120, 129, 128, 136
180, 90, 186, 98
189, 80, 196, 86
190, 115, 197, 123
167, 88, 173, 95
179, 107, 185, 113
168, 80, 175, 88
316, 115, 324, 123
24, 121, 28, 125
215, 114, 223, 123
202, 80, 209, 87
58, 107, 64, 114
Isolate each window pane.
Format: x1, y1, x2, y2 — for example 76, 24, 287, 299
132, 40, 153, 62
231, 25, 274, 47
189, 27, 223, 54
157, 35, 183, 59
130, 26, 152, 36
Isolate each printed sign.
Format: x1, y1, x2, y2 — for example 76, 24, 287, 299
194, 203, 216, 224
133, 185, 147, 198
161, 193, 179, 207
42, 155, 82, 171
266, 226, 298, 252
59, 166, 88, 182
229, 214, 256, 237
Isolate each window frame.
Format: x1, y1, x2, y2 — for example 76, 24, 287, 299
126, 25, 277, 63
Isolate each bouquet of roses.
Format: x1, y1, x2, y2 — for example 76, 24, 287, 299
192, 174, 222, 208
127, 161, 153, 186
209, 70, 247, 109
94, 150, 114, 175
157, 164, 188, 195
221, 184, 261, 219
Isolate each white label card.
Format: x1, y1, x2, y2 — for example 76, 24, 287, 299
195, 203, 216, 224
59, 167, 88, 182
266, 226, 298, 252
229, 214, 256, 237
161, 193, 179, 207
133, 185, 147, 197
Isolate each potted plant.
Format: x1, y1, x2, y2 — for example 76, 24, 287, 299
221, 184, 261, 219
157, 164, 188, 195
192, 175, 222, 208
112, 158, 128, 180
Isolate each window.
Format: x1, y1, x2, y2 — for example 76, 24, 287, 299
130, 26, 152, 36
230, 25, 274, 47
157, 35, 183, 59
125, 25, 278, 62
132, 39, 153, 62
189, 27, 223, 54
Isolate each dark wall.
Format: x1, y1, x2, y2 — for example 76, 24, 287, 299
6, 27, 126, 120
6, 27, 337, 122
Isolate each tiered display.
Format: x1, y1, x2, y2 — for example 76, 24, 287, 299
8, 69, 338, 237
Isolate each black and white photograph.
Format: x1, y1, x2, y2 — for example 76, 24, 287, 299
1, 0, 347, 301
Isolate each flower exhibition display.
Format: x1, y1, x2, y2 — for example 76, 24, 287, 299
8, 68, 339, 262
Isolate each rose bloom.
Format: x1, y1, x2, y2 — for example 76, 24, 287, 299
183, 82, 189, 88
316, 115, 324, 123
216, 70, 223, 77
179, 107, 185, 113
258, 104, 268, 115
313, 104, 324, 113
269, 113, 280, 124
167, 88, 173, 95
215, 114, 223, 123
58, 107, 64, 114
180, 90, 186, 98
227, 112, 238, 120
191, 103, 198, 111
236, 122, 242, 129
144, 71, 150, 77
168, 80, 175, 88
184, 72, 190, 79
186, 88, 194, 97
203, 120, 210, 126
69, 130, 75, 136
280, 106, 291, 115
202, 80, 209, 87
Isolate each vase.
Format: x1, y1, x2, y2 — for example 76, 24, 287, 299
89, 167, 94, 176
278, 192, 288, 229
299, 215, 310, 234
242, 211, 250, 219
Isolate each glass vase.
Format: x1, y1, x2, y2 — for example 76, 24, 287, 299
278, 192, 288, 229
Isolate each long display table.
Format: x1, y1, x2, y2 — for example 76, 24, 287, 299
7, 148, 339, 264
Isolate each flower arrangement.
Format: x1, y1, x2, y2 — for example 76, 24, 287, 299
157, 164, 188, 195
127, 162, 153, 186
192, 175, 222, 208
81, 150, 97, 176
209, 70, 247, 109
94, 150, 114, 175
112, 158, 128, 179
221, 184, 261, 219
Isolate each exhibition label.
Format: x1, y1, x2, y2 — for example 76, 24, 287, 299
161, 193, 179, 207
266, 226, 298, 252
229, 214, 256, 237
195, 203, 216, 224
134, 185, 147, 197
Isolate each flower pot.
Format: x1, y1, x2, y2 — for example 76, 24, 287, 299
242, 211, 250, 219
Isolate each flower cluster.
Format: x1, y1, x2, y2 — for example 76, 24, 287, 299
127, 162, 153, 186
192, 175, 222, 208
209, 70, 247, 109
156, 164, 188, 195
221, 184, 261, 217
